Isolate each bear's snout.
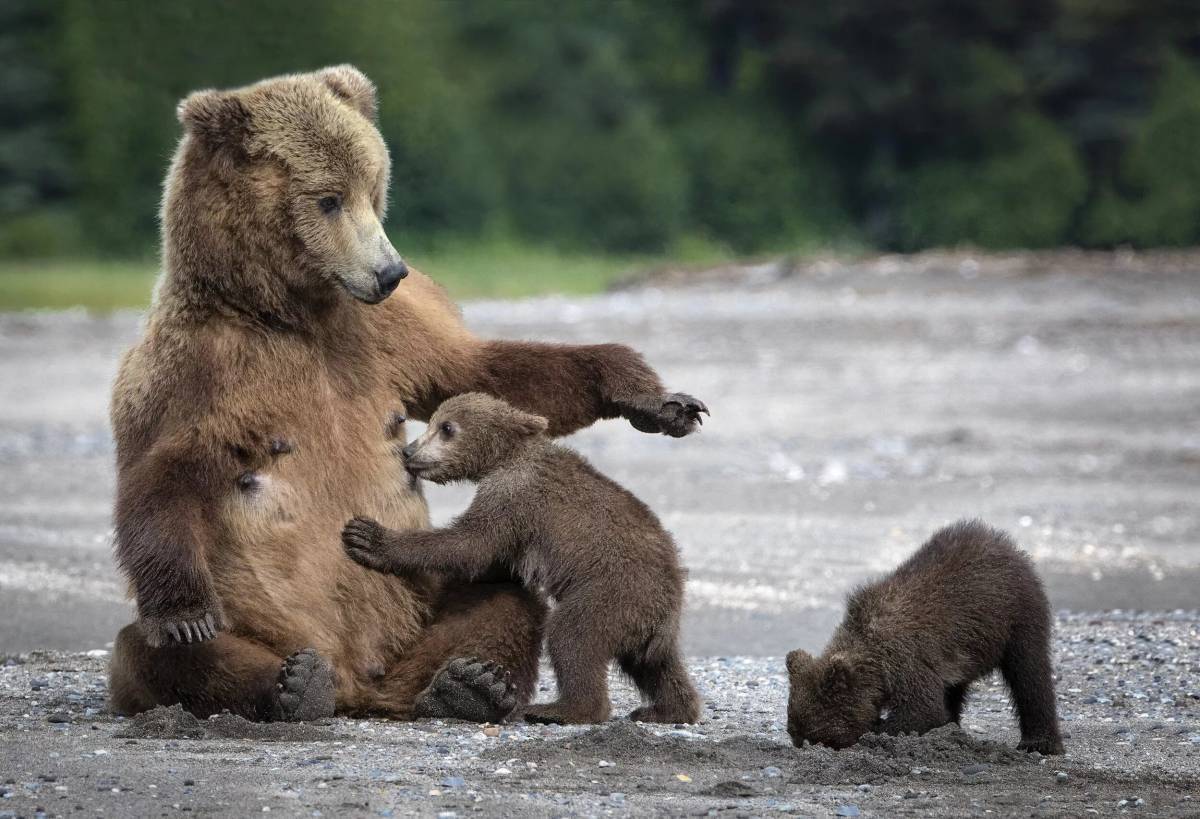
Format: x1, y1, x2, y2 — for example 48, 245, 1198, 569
401, 441, 418, 460
374, 261, 409, 297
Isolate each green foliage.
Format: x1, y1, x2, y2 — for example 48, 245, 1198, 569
896, 114, 1088, 249
7, 0, 1200, 267
676, 102, 848, 252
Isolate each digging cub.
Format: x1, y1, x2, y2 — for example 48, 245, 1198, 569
342, 392, 702, 725
786, 520, 1063, 754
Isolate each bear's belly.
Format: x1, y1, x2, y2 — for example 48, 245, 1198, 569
210, 386, 434, 686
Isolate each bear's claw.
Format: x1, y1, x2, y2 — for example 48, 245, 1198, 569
413, 656, 518, 723
625, 392, 709, 438
275, 648, 336, 722
141, 610, 223, 647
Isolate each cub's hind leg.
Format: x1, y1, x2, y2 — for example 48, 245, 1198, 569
1000, 622, 1064, 754
523, 605, 612, 725
619, 635, 701, 724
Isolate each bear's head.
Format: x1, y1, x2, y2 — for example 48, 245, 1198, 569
164, 66, 408, 322
401, 393, 549, 484
785, 649, 884, 750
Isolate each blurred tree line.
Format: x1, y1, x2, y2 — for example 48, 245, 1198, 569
3, 0, 1200, 259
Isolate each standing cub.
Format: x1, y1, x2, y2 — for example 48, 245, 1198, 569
342, 393, 701, 725
786, 520, 1063, 754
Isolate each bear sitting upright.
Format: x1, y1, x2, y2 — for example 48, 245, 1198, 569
786, 520, 1063, 754
106, 65, 708, 724
342, 393, 702, 725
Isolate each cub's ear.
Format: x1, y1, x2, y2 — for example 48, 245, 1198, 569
785, 649, 814, 676
177, 90, 250, 146
317, 64, 377, 122
821, 654, 856, 692
508, 407, 549, 438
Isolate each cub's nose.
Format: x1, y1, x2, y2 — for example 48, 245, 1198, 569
375, 261, 409, 297
401, 441, 417, 460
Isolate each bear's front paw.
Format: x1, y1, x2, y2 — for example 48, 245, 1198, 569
341, 516, 391, 572
140, 607, 224, 648
624, 392, 709, 438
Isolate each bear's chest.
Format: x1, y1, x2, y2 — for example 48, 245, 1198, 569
218, 358, 426, 548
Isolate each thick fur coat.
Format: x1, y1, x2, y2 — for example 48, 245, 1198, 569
786, 520, 1063, 754
107, 66, 705, 722
342, 393, 702, 725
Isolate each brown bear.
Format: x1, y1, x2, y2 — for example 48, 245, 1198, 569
341, 393, 702, 725
106, 65, 707, 723
786, 520, 1063, 754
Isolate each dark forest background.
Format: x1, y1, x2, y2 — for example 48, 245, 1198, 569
5, 0, 1200, 264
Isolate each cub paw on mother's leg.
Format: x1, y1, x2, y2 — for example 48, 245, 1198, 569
275, 648, 335, 722
414, 657, 517, 723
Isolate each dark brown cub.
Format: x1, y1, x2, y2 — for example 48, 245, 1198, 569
786, 520, 1063, 754
342, 392, 701, 725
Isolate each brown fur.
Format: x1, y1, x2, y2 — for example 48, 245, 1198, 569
341, 393, 702, 725
786, 520, 1063, 754
107, 66, 706, 722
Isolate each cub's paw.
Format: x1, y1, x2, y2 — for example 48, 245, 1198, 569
625, 392, 709, 438
140, 609, 224, 648
1018, 735, 1065, 755
275, 648, 336, 722
414, 657, 517, 723
523, 701, 609, 725
341, 517, 390, 571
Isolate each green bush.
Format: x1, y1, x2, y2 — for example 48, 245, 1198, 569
675, 102, 847, 252
895, 113, 1087, 249
1119, 53, 1200, 246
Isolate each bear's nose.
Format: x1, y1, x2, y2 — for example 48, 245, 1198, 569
375, 261, 409, 297
401, 441, 417, 460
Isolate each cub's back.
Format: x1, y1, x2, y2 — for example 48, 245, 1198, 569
843, 520, 1046, 649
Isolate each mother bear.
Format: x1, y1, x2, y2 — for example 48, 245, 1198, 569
108, 66, 705, 723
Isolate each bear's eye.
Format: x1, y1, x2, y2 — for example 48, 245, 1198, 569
318, 194, 343, 215
439, 421, 455, 438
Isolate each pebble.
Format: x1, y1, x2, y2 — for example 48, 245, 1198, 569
441, 776, 464, 789
29, 678, 49, 691
1056, 771, 1069, 783
598, 759, 614, 768
46, 712, 71, 724
961, 763, 990, 776
836, 806, 860, 817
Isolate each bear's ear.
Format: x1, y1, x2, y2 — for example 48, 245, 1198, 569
821, 654, 856, 693
317, 64, 378, 122
786, 649, 813, 676
177, 90, 250, 146
507, 407, 549, 438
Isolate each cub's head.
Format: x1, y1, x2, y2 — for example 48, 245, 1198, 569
785, 650, 882, 750
402, 393, 548, 483
167, 65, 407, 313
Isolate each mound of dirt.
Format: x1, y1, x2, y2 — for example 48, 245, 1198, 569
115, 704, 342, 742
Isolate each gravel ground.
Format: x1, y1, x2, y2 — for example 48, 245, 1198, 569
1, 613, 1198, 817
1, 250, 1199, 815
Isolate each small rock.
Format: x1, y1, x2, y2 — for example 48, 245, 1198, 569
836, 806, 860, 817
29, 678, 49, 691
961, 763, 990, 776
492, 768, 511, 776
598, 760, 614, 768
1056, 771, 1069, 783
482, 725, 500, 738
441, 776, 464, 789
46, 713, 71, 724
762, 766, 781, 778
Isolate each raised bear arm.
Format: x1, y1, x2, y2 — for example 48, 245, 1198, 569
342, 514, 504, 579
114, 443, 226, 647
413, 340, 707, 438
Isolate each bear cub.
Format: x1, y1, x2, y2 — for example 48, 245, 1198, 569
342, 392, 701, 725
786, 520, 1063, 754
